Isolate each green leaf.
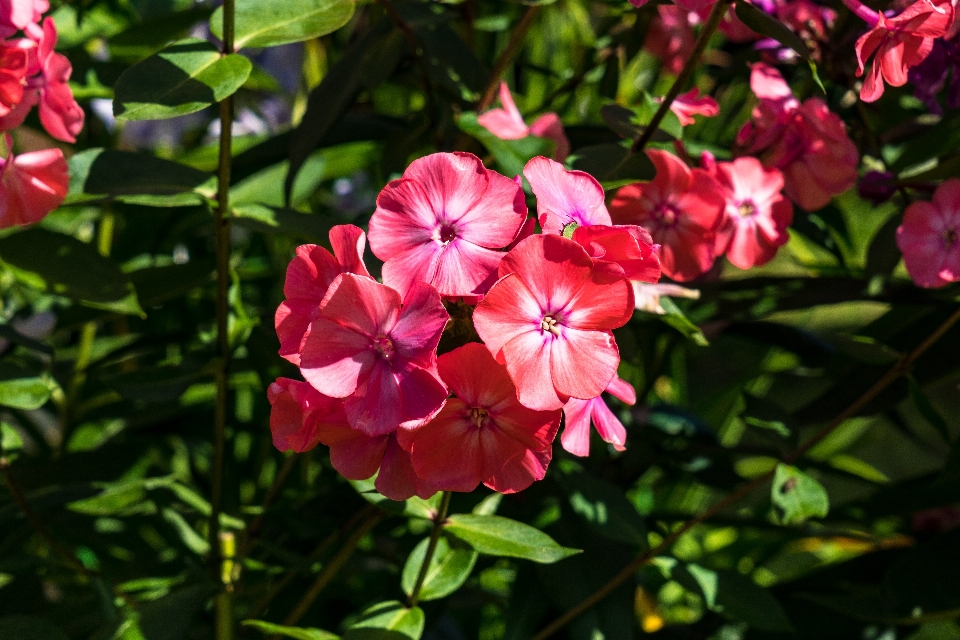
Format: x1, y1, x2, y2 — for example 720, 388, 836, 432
570, 143, 656, 190
243, 620, 339, 640
232, 204, 333, 243
908, 375, 951, 442
444, 514, 580, 563
0, 616, 69, 640
674, 564, 794, 632
558, 470, 647, 546
1, 422, 23, 452
67, 148, 213, 206
108, 8, 214, 61
771, 464, 829, 525
343, 601, 424, 640
457, 111, 553, 179
0, 375, 50, 410
113, 39, 252, 122
0, 229, 135, 305
658, 297, 709, 346
211, 0, 355, 49
401, 537, 478, 601
734, 1, 810, 60
136, 584, 219, 640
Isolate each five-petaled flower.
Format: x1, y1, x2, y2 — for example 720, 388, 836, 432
897, 178, 960, 288
478, 82, 571, 161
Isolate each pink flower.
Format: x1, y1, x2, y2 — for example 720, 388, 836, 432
473, 234, 634, 411
646, 5, 697, 75
570, 224, 662, 283
268, 377, 434, 500
852, 0, 955, 102
478, 82, 571, 161
368, 152, 526, 298
399, 343, 561, 494
0, 138, 68, 228
561, 375, 636, 457
0, 0, 47, 39
0, 19, 84, 142
275, 225, 372, 366
736, 63, 858, 211
896, 178, 960, 288
609, 149, 726, 282
630, 0, 716, 10
523, 156, 612, 234
299, 274, 449, 436
668, 88, 719, 126
701, 153, 793, 269
0, 43, 26, 114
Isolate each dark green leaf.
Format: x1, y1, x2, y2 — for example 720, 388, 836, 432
658, 297, 709, 346
108, 8, 214, 60
908, 375, 950, 442
558, 470, 647, 546
137, 584, 219, 640
570, 143, 655, 189
243, 620, 339, 640
866, 213, 903, 278
113, 39, 252, 121
67, 148, 213, 206
674, 564, 794, 632
401, 537, 478, 601
444, 514, 580, 563
734, 1, 810, 60
0, 616, 69, 640
211, 0, 355, 49
0, 229, 134, 304
129, 260, 215, 307
343, 601, 424, 640
771, 463, 829, 524
232, 205, 333, 243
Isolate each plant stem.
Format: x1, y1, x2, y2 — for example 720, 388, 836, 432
841, 0, 881, 25
477, 5, 540, 111
630, 0, 732, 154
531, 306, 960, 640
407, 491, 452, 608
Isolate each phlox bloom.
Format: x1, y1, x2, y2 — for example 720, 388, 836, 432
896, 178, 960, 288
702, 153, 793, 269
399, 343, 561, 494
523, 156, 612, 234
669, 88, 720, 126
275, 224, 371, 365
0, 43, 26, 114
299, 274, 449, 436
0, 141, 67, 228
646, 4, 697, 75
570, 224, 662, 283
473, 234, 634, 411
268, 377, 434, 500
368, 152, 526, 298
855, 0, 955, 102
478, 82, 571, 161
609, 149, 726, 282
561, 375, 636, 457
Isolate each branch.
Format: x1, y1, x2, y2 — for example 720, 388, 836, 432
477, 5, 540, 112
531, 306, 960, 640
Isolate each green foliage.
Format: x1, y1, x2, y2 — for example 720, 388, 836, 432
401, 537, 478, 601
444, 514, 580, 563
211, 0, 356, 48
243, 620, 340, 640
771, 463, 830, 524
342, 601, 424, 640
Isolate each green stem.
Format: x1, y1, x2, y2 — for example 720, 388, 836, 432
212, 1, 235, 638
407, 491, 452, 608
530, 306, 960, 640
630, 0, 732, 154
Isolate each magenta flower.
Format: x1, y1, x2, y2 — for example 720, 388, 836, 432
561, 375, 636, 457
399, 343, 561, 494
473, 234, 634, 411
478, 82, 571, 161
523, 156, 612, 234
275, 224, 372, 365
896, 178, 960, 288
368, 152, 527, 298
299, 274, 449, 436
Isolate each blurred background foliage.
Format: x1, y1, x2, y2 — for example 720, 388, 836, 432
1, 0, 960, 639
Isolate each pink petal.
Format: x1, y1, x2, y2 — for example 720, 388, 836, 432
397, 365, 449, 429
369, 178, 440, 262
317, 274, 401, 338
283, 244, 341, 301
345, 360, 403, 436
549, 328, 619, 401
0, 146, 67, 228
484, 446, 551, 494
497, 234, 594, 311
529, 113, 571, 161
501, 330, 565, 411
606, 375, 636, 405
391, 279, 448, 369
437, 342, 516, 409
523, 156, 611, 234
477, 109, 529, 140
329, 224, 372, 278
377, 434, 436, 500
407, 402, 487, 493
275, 298, 316, 365
299, 316, 376, 398
473, 273, 543, 358
560, 397, 593, 456
590, 397, 627, 451
317, 422, 388, 480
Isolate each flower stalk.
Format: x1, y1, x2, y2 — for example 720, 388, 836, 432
407, 491, 452, 608
841, 0, 881, 25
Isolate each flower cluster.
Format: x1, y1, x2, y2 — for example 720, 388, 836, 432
0, 0, 80, 228
270, 153, 661, 499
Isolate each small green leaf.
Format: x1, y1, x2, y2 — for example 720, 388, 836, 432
570, 143, 656, 190
444, 514, 580, 564
658, 297, 709, 346
771, 464, 829, 525
114, 39, 252, 122
343, 601, 424, 640
735, 1, 811, 60
243, 620, 340, 640
401, 537, 478, 601
0, 422, 22, 453
211, 0, 355, 49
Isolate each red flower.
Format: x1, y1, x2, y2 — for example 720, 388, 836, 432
368, 152, 526, 298
609, 149, 726, 281
0, 139, 67, 228
299, 274, 449, 436
853, 0, 955, 102
702, 153, 793, 269
473, 234, 634, 411
668, 88, 720, 126
736, 63, 859, 211
0, 43, 26, 114
523, 156, 612, 234
478, 82, 571, 161
570, 224, 662, 283
274, 225, 371, 365
896, 178, 960, 288
0, 18, 84, 142
267, 377, 347, 454
561, 375, 636, 457
399, 343, 561, 494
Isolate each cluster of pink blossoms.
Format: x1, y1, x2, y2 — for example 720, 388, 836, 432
269, 153, 661, 499
0, 0, 81, 228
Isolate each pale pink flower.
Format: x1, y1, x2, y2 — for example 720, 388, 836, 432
896, 178, 960, 288
561, 375, 636, 457
478, 82, 570, 161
